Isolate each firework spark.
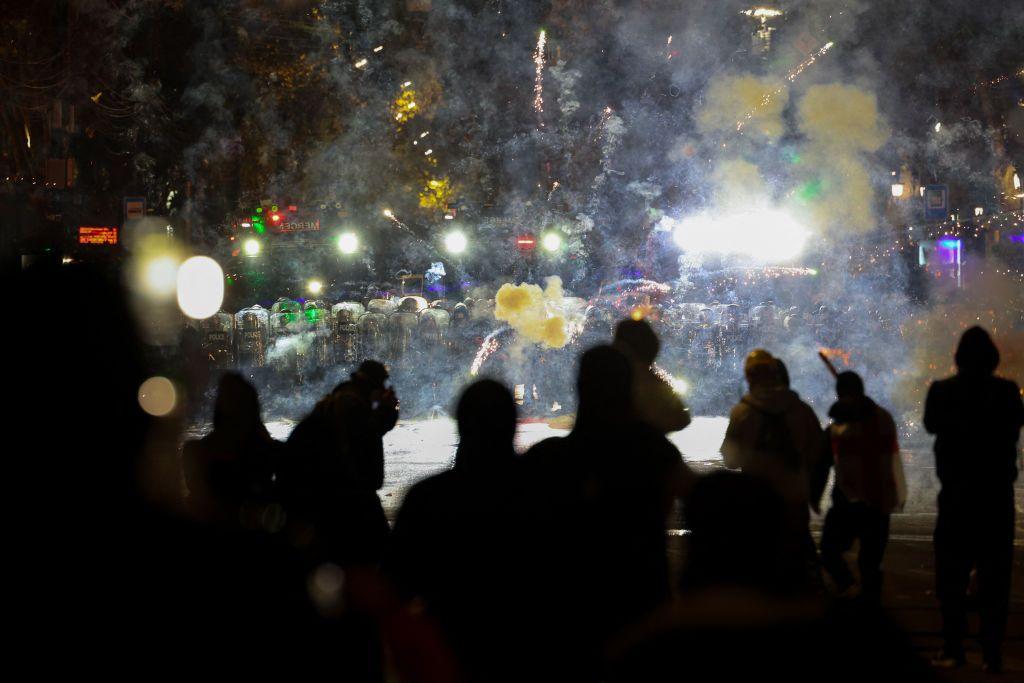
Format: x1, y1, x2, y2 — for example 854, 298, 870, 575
470, 333, 502, 376
533, 29, 547, 125
735, 41, 834, 132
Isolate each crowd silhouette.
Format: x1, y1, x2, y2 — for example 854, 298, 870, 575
9, 264, 1023, 680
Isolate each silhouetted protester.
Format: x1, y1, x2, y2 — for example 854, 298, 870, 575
613, 318, 691, 433
720, 349, 825, 592
388, 379, 519, 680
815, 372, 905, 603
7, 264, 351, 674
612, 469, 937, 682
680, 470, 790, 593
923, 327, 1024, 672
286, 359, 399, 565
519, 345, 695, 676
182, 372, 283, 526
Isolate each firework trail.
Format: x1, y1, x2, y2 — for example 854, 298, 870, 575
470, 331, 502, 376
589, 106, 613, 143
547, 180, 560, 202
533, 29, 547, 126
735, 41, 834, 132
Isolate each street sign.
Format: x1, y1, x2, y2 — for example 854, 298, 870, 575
124, 196, 146, 221
923, 185, 948, 221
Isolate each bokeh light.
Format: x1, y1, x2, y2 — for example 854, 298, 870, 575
137, 376, 177, 417
176, 256, 224, 319
141, 256, 180, 297
243, 238, 261, 257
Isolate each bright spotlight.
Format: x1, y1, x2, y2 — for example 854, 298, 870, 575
891, 183, 904, 198
176, 256, 224, 319
671, 209, 808, 263
243, 238, 261, 257
444, 231, 468, 254
541, 232, 563, 252
337, 232, 359, 254
308, 279, 324, 295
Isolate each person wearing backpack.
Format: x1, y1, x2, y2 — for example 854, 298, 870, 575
814, 371, 906, 604
720, 349, 825, 592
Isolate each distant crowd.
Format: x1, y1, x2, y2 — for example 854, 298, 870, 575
9, 264, 1023, 680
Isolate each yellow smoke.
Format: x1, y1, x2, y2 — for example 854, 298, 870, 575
713, 158, 766, 207
494, 276, 568, 348
697, 75, 788, 140
796, 83, 888, 233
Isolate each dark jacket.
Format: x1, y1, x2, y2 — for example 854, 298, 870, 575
924, 375, 1023, 493
721, 387, 824, 508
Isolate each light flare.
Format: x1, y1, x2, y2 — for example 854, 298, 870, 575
669, 209, 809, 263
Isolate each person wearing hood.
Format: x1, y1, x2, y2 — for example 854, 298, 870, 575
815, 372, 905, 603
924, 327, 1024, 672
720, 349, 825, 592
613, 318, 692, 434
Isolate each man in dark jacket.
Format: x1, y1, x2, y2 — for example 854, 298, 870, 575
924, 327, 1024, 672
816, 372, 905, 603
721, 349, 825, 592
286, 359, 399, 564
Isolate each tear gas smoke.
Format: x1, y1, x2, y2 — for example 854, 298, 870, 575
494, 276, 569, 349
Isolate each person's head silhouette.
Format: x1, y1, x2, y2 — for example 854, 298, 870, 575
453, 379, 517, 471
954, 326, 1000, 376
614, 318, 659, 365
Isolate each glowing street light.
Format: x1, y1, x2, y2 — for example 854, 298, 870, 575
974, 206, 984, 217
308, 279, 324, 295
243, 238, 261, 257
891, 183, 904, 198
541, 232, 563, 252
444, 231, 468, 254
337, 232, 359, 254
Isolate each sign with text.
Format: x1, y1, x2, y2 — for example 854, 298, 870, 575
124, 196, 146, 221
274, 218, 321, 233
923, 185, 948, 221
79, 226, 119, 245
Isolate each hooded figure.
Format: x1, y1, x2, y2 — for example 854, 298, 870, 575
720, 350, 824, 503
613, 318, 692, 434
924, 327, 1024, 672
720, 349, 825, 593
